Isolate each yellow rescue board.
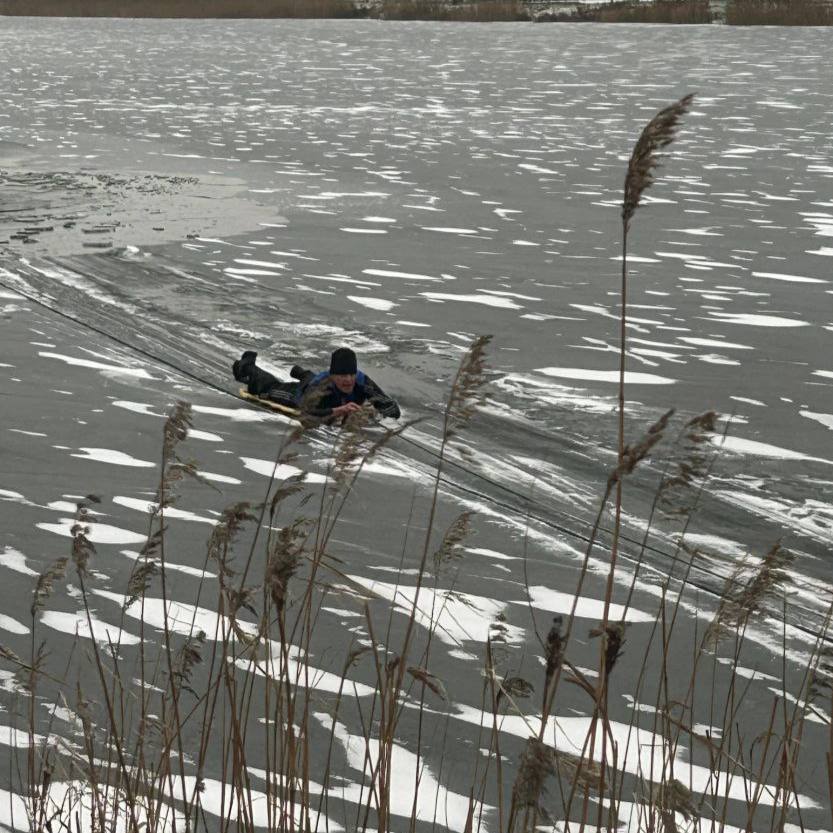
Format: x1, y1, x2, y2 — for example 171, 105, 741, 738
238, 387, 303, 420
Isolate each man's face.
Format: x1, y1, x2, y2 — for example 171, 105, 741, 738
331, 373, 356, 394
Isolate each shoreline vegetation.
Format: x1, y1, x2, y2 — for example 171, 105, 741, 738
3, 95, 832, 832
2, 0, 833, 23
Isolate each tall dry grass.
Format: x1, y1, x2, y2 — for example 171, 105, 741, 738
0, 0, 359, 17
573, 0, 713, 23
726, 0, 833, 25
2, 351, 831, 832
378, 0, 529, 20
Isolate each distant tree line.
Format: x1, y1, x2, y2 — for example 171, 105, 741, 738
1, 0, 831, 23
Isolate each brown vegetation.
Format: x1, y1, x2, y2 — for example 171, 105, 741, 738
726, 0, 833, 24
4, 0, 833, 22
5, 347, 830, 832
0, 0, 359, 17
572, 0, 712, 23
378, 0, 528, 20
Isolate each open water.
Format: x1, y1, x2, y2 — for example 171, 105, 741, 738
1, 17, 832, 831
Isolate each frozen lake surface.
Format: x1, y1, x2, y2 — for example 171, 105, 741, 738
1, 17, 832, 831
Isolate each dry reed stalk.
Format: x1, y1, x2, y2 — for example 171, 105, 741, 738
155, 402, 201, 831
521, 410, 673, 831
370, 336, 490, 833
572, 94, 692, 833
611, 88, 695, 634
26, 552, 70, 827
610, 413, 731, 824
196, 422, 301, 824
69, 501, 142, 833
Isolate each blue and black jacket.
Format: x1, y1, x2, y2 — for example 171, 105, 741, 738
296, 369, 401, 419
236, 359, 400, 420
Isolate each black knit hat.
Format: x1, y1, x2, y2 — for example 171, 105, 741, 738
329, 347, 357, 375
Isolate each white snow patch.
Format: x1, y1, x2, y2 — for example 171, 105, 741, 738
40, 610, 141, 646
346, 575, 524, 646
712, 435, 832, 465
730, 396, 766, 407
37, 518, 146, 545
800, 411, 833, 431
706, 312, 809, 328
518, 586, 655, 623
92, 588, 257, 641
192, 404, 290, 423
466, 546, 520, 562
38, 352, 152, 378
112, 400, 163, 417
200, 471, 242, 485
679, 337, 752, 350
535, 367, 675, 385
240, 457, 327, 483
421, 292, 522, 309
0, 546, 38, 576
0, 614, 29, 635
113, 496, 217, 525
313, 713, 480, 830
0, 489, 34, 506
71, 448, 155, 468
363, 268, 439, 282
752, 271, 826, 284
235, 644, 375, 698
120, 550, 216, 579
347, 296, 398, 312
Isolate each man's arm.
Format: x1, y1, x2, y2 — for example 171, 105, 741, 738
297, 384, 338, 419
362, 376, 401, 419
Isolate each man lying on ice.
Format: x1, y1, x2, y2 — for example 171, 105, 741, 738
233, 346, 401, 421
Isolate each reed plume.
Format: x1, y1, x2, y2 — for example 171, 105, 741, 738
705, 542, 795, 647
498, 675, 534, 706
265, 518, 309, 615
511, 737, 556, 818
542, 615, 564, 712
331, 405, 373, 492
31, 557, 69, 617
609, 408, 675, 486
407, 665, 448, 700
206, 501, 256, 578
622, 94, 695, 230
156, 401, 212, 512
589, 621, 626, 677
658, 410, 718, 517
553, 748, 603, 793
71, 502, 97, 576
162, 400, 193, 463
171, 630, 206, 697
446, 334, 492, 438
433, 510, 474, 572
649, 778, 699, 833
124, 557, 159, 611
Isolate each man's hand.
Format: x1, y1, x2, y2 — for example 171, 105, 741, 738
332, 402, 362, 418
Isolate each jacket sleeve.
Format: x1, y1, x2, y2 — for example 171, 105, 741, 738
362, 376, 401, 419
297, 383, 337, 419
